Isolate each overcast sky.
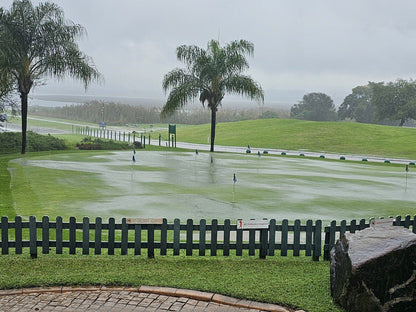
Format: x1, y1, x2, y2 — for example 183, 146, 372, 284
3, 0, 416, 106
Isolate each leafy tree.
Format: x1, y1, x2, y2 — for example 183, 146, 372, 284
162, 39, 264, 152
338, 85, 374, 123
370, 79, 416, 126
0, 0, 101, 153
290, 92, 336, 121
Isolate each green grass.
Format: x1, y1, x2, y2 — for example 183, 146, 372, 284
173, 119, 416, 159
0, 254, 343, 312
4, 119, 415, 312
0, 154, 17, 218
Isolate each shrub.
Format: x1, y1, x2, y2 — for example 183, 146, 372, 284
0, 131, 67, 154
76, 137, 129, 150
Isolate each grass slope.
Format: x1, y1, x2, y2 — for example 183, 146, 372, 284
176, 119, 416, 159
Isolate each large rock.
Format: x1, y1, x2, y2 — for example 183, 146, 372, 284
330, 222, 416, 312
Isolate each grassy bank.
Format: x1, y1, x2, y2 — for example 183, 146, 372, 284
0, 254, 343, 312
174, 119, 416, 159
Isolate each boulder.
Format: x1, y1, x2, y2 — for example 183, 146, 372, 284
330, 222, 416, 312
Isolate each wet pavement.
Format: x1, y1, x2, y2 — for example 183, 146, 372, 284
0, 286, 296, 312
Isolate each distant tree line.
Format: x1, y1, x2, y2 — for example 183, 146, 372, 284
30, 100, 286, 126
290, 79, 416, 127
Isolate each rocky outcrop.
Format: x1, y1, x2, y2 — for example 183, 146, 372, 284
330, 222, 416, 312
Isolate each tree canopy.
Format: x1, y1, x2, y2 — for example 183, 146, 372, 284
290, 92, 336, 121
338, 85, 374, 123
0, 0, 101, 153
370, 79, 416, 126
162, 39, 264, 152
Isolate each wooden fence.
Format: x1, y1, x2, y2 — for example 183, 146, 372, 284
323, 215, 416, 260
1, 216, 322, 260
1, 215, 414, 260
73, 126, 161, 146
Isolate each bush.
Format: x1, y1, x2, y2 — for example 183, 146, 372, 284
0, 131, 67, 154
76, 137, 130, 150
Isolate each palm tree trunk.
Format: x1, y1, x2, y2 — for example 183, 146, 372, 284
20, 92, 28, 154
210, 108, 217, 152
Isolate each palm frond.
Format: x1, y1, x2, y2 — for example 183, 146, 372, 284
223, 75, 264, 103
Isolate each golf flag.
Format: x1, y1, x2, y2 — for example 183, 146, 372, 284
406, 164, 409, 172
196, 149, 198, 155
134, 148, 136, 154
132, 155, 136, 162
233, 173, 237, 183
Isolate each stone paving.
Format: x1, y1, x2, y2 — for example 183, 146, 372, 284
0, 286, 296, 312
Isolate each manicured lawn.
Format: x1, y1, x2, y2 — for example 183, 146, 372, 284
0, 254, 344, 312
174, 119, 416, 159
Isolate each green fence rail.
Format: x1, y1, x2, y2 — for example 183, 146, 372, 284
1, 216, 414, 261
72, 125, 165, 147
1, 217, 322, 260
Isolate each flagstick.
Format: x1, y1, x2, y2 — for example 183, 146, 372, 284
232, 173, 237, 203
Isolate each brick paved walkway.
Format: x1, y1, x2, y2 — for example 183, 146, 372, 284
0, 286, 297, 312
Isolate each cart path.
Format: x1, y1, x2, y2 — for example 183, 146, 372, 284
0, 286, 303, 312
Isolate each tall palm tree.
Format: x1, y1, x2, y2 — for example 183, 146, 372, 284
0, 0, 101, 154
162, 39, 264, 152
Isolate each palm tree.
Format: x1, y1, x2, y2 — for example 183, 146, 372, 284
0, 0, 101, 154
162, 39, 264, 152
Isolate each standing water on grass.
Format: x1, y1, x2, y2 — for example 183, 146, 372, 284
10, 151, 416, 222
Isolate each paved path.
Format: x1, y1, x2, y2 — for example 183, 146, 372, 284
0, 286, 299, 312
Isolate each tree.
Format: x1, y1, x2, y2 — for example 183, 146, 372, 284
162, 39, 264, 152
338, 85, 374, 123
370, 79, 416, 126
290, 92, 336, 121
0, 0, 101, 153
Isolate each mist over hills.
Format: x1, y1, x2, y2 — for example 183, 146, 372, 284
30, 93, 297, 110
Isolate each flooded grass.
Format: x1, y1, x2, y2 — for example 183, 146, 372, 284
8, 150, 416, 223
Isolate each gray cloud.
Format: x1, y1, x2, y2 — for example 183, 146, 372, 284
4, 0, 416, 105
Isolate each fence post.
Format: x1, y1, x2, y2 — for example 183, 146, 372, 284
281, 219, 288, 256
211, 219, 218, 256
259, 228, 268, 259
199, 219, 206, 256
248, 229, 255, 256
56, 216, 63, 254
293, 219, 300, 257
121, 218, 128, 255
268, 219, 276, 256
95, 217, 102, 255
15, 216, 22, 254
173, 219, 180, 256
324, 220, 336, 261
160, 218, 167, 256
350, 219, 357, 233
108, 218, 115, 255
313, 220, 322, 261
148, 223, 155, 259
404, 215, 411, 229
69, 217, 76, 255
83, 217, 90, 255
223, 219, 230, 257
1, 216, 8, 255
29, 216, 37, 259
134, 224, 141, 255
42, 216, 49, 254
186, 219, 193, 256
305, 220, 312, 256
236, 224, 243, 256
